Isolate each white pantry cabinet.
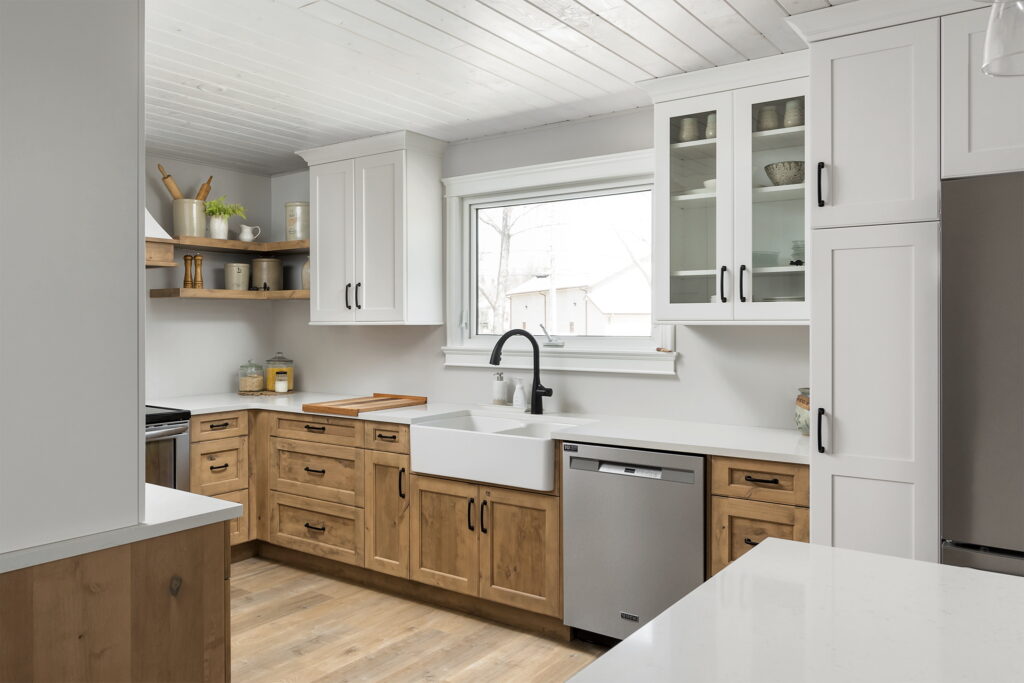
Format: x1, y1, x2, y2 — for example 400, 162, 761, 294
809, 20, 940, 228
298, 131, 445, 325
810, 222, 940, 562
942, 8, 1024, 178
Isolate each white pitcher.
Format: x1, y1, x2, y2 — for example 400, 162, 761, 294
238, 224, 261, 242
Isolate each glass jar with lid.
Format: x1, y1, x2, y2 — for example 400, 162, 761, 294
264, 351, 294, 391
238, 359, 264, 393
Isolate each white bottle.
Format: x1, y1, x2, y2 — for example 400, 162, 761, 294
511, 378, 527, 410
492, 372, 508, 405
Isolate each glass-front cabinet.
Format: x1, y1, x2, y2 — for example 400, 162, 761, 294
654, 79, 809, 323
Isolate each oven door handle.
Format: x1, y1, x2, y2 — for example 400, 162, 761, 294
145, 425, 189, 442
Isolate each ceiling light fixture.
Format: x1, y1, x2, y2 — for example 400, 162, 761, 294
974, 0, 1024, 76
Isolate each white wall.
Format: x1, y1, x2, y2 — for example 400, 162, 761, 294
0, 0, 143, 551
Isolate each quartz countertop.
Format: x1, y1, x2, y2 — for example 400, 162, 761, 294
574, 539, 1024, 682
0, 485, 241, 574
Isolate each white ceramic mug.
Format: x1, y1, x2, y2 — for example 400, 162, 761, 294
239, 224, 261, 242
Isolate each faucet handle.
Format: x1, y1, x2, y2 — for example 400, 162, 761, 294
536, 384, 553, 398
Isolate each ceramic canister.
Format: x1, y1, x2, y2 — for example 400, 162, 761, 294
285, 202, 309, 241
225, 263, 250, 291
679, 116, 700, 142
172, 198, 206, 237
251, 258, 283, 291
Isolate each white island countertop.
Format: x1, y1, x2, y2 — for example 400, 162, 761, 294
574, 539, 1024, 682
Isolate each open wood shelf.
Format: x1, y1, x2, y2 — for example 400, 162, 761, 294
150, 288, 310, 300
170, 236, 309, 254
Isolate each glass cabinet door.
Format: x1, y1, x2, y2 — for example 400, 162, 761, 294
733, 81, 809, 320
654, 92, 733, 321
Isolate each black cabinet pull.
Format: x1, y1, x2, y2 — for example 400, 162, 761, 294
209, 463, 229, 472
743, 537, 760, 547
816, 161, 825, 207
209, 422, 229, 430
304, 424, 326, 433
719, 265, 728, 304
739, 264, 747, 303
467, 497, 475, 531
817, 407, 826, 453
355, 282, 362, 309
345, 283, 352, 310
304, 466, 326, 475
744, 475, 779, 485
304, 522, 326, 532
376, 433, 398, 442
480, 500, 488, 534
398, 468, 406, 499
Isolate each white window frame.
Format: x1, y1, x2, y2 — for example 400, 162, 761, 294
442, 150, 676, 376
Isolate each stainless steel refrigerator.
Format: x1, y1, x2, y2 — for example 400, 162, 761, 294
941, 172, 1024, 576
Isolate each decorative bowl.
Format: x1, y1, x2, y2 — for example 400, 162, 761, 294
765, 161, 805, 186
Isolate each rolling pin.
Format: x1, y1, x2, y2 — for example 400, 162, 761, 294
157, 164, 184, 200
195, 176, 213, 201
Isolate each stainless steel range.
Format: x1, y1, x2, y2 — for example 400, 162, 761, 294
145, 405, 191, 490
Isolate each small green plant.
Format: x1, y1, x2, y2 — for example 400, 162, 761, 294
204, 196, 247, 219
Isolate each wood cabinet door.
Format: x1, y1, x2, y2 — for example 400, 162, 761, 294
214, 489, 250, 545
409, 475, 479, 596
364, 451, 411, 578
811, 223, 939, 561
941, 8, 1024, 178
190, 437, 248, 497
479, 487, 561, 618
709, 497, 808, 576
310, 159, 356, 323
810, 20, 939, 228
353, 150, 404, 322
269, 437, 364, 507
268, 491, 364, 567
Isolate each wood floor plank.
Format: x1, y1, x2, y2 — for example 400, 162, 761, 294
230, 557, 604, 681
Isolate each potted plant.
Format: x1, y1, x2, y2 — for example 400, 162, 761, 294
204, 196, 246, 240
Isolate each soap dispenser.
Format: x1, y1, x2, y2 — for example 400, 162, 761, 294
492, 372, 508, 405
511, 378, 527, 410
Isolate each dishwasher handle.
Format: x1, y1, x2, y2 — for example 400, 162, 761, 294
569, 456, 695, 484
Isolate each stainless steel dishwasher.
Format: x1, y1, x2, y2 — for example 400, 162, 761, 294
562, 442, 705, 640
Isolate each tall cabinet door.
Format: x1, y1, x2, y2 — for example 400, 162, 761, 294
310, 160, 355, 323
810, 222, 939, 561
354, 150, 404, 322
809, 20, 939, 228
409, 475, 479, 596
364, 450, 410, 578
654, 92, 734, 322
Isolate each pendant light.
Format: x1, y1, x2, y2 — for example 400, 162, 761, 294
974, 0, 1024, 76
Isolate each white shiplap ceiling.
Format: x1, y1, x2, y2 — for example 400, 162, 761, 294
146, 0, 855, 174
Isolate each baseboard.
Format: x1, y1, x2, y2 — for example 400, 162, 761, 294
256, 542, 572, 642
230, 540, 258, 563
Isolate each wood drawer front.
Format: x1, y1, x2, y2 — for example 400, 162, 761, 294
710, 497, 809, 576
710, 457, 809, 507
268, 491, 364, 566
364, 422, 410, 454
191, 411, 248, 442
270, 437, 364, 506
214, 489, 250, 545
190, 437, 248, 496
270, 412, 363, 447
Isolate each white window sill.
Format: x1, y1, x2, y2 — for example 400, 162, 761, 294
442, 345, 677, 376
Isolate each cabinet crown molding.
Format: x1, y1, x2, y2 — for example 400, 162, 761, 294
787, 0, 977, 43
636, 52, 808, 104
297, 130, 446, 166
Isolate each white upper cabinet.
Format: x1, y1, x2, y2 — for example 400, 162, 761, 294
810, 20, 940, 228
299, 132, 444, 326
942, 8, 1024, 178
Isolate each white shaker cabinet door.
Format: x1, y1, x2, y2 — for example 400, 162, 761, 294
310, 159, 356, 323
810, 223, 939, 562
354, 151, 404, 322
942, 8, 1024, 178
809, 20, 940, 228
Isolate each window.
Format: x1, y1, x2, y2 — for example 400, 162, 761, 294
443, 150, 675, 375
474, 190, 652, 338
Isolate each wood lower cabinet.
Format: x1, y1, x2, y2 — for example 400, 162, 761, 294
269, 437, 364, 506
192, 411, 248, 442
268, 491, 364, 566
191, 436, 249, 497
215, 489, 250, 545
409, 476, 479, 596
710, 496, 809, 576
364, 450, 410, 578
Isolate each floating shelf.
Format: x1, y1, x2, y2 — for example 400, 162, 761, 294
671, 269, 716, 278
170, 236, 309, 254
150, 288, 310, 300
753, 184, 804, 203
671, 191, 716, 208
752, 265, 806, 275
751, 125, 805, 152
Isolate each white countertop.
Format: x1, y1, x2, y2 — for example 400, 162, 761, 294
575, 539, 1024, 682
0, 485, 241, 574
151, 392, 809, 464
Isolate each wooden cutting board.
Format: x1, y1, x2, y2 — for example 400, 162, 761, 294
302, 393, 428, 417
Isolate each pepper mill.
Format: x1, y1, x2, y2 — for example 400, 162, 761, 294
194, 254, 205, 289
183, 254, 194, 288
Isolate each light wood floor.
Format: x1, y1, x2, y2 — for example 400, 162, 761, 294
231, 558, 605, 682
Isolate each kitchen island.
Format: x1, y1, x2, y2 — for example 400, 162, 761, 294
574, 538, 1024, 682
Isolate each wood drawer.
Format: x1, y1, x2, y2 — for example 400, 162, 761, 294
710, 456, 809, 507
190, 436, 248, 496
270, 437, 364, 506
191, 411, 248, 442
268, 491, 364, 567
270, 412, 363, 448
214, 489, 250, 545
364, 422, 410, 454
709, 496, 809, 576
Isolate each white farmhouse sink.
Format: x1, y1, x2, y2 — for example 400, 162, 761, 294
411, 410, 584, 491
